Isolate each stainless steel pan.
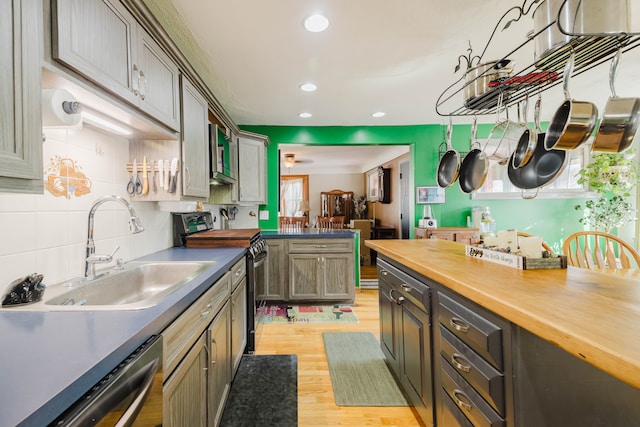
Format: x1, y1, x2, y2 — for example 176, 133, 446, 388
544, 54, 598, 151
592, 49, 640, 153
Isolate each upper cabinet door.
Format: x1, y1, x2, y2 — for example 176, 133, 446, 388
181, 76, 210, 198
0, 0, 43, 193
53, 0, 179, 131
54, 0, 138, 105
138, 32, 180, 130
237, 132, 268, 204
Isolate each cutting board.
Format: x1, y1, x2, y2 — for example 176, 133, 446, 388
185, 228, 261, 248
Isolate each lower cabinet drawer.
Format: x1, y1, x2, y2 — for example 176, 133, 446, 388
440, 326, 505, 415
288, 238, 352, 253
438, 292, 504, 370
441, 356, 505, 427
441, 389, 475, 427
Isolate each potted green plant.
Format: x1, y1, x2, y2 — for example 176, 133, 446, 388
574, 151, 639, 233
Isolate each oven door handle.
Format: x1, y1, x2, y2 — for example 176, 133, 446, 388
252, 250, 268, 268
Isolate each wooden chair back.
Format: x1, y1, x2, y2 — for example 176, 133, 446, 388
279, 216, 305, 230
562, 231, 640, 269
318, 216, 345, 229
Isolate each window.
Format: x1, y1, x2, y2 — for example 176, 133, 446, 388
473, 145, 589, 199
280, 175, 309, 216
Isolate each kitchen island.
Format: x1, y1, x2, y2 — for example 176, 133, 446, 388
366, 238, 640, 426
0, 247, 245, 427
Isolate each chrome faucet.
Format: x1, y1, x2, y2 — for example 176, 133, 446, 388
85, 195, 144, 279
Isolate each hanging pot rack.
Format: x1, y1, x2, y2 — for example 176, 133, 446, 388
435, 0, 640, 118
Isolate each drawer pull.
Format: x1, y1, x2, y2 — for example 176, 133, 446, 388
381, 270, 388, 276
200, 303, 212, 317
453, 389, 473, 411
451, 353, 471, 373
315, 245, 328, 248
401, 284, 411, 293
450, 317, 470, 333
389, 289, 405, 305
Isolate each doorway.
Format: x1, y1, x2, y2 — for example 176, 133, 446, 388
399, 159, 411, 239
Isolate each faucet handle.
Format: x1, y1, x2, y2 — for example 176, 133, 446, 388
87, 246, 120, 264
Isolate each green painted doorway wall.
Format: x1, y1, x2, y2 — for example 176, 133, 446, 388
242, 124, 586, 252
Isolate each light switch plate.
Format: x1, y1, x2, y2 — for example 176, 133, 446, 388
259, 210, 269, 220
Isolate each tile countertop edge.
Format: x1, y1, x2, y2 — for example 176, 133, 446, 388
1, 247, 245, 427
365, 238, 640, 391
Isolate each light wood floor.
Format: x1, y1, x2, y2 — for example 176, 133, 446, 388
254, 289, 424, 427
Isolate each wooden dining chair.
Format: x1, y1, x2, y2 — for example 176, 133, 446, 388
517, 231, 554, 254
318, 216, 345, 229
562, 231, 640, 269
279, 216, 305, 230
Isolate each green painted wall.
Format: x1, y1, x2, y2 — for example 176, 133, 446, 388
242, 124, 587, 253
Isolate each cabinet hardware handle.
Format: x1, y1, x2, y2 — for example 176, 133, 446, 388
139, 70, 147, 100
401, 284, 411, 293
200, 303, 212, 317
450, 317, 470, 333
389, 289, 405, 305
315, 245, 328, 248
381, 270, 388, 276
132, 64, 140, 96
451, 353, 471, 372
185, 167, 191, 187
453, 389, 473, 411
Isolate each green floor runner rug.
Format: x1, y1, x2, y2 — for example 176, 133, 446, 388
322, 331, 409, 406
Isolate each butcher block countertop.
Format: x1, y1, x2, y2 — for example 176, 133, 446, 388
366, 238, 640, 390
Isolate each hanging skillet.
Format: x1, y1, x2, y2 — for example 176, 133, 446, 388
437, 118, 460, 188
459, 117, 489, 193
508, 98, 567, 198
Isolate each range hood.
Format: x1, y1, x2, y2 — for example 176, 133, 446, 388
209, 124, 237, 186
210, 170, 236, 186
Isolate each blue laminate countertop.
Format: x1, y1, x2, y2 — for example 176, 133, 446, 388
0, 247, 245, 427
262, 229, 356, 239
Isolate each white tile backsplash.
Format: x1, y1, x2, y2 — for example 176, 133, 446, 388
0, 127, 173, 290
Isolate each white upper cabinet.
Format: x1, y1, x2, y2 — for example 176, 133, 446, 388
180, 76, 210, 198
237, 131, 268, 204
53, 0, 180, 131
0, 0, 43, 193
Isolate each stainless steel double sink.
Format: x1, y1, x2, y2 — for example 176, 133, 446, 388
6, 261, 215, 311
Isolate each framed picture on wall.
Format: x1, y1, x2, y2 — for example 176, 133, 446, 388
416, 186, 445, 204
367, 169, 379, 201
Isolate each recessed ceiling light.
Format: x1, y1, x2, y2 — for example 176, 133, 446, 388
299, 112, 312, 118
304, 14, 329, 32
372, 112, 386, 118
300, 83, 317, 92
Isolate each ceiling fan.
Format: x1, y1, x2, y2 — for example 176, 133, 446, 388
282, 153, 312, 169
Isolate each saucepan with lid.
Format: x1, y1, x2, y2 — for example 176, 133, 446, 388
592, 49, 640, 153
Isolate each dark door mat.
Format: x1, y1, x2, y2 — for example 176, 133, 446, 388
220, 354, 298, 427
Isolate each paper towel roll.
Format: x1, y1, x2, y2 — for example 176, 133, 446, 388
42, 89, 82, 127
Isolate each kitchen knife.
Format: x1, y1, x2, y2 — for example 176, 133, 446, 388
141, 156, 149, 195
169, 157, 178, 193
157, 160, 164, 191
151, 160, 157, 192
164, 159, 170, 190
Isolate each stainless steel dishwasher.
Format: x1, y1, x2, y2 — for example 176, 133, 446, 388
49, 335, 163, 426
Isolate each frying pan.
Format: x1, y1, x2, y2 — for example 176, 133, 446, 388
512, 95, 538, 169
508, 101, 568, 198
437, 119, 460, 188
592, 49, 640, 153
544, 53, 598, 151
459, 117, 489, 193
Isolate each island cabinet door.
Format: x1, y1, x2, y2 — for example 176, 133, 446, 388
378, 278, 400, 375
320, 253, 354, 300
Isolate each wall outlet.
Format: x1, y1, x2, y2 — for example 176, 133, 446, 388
259, 210, 269, 220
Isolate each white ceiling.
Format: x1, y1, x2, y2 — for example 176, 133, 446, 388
166, 0, 640, 168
